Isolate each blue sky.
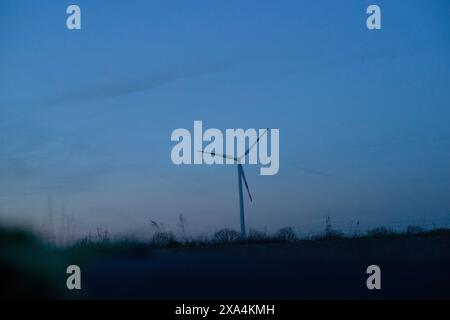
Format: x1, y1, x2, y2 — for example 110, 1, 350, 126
1, 0, 450, 239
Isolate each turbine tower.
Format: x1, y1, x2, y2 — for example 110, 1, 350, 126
200, 129, 268, 238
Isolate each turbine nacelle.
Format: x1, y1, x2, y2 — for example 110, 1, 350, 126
199, 128, 269, 164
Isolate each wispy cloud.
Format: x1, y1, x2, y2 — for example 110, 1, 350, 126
292, 163, 340, 180
331, 136, 450, 150
1, 61, 236, 196
44, 62, 236, 108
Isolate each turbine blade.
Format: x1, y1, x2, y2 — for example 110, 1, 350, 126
240, 129, 268, 160
198, 150, 237, 161
239, 164, 253, 202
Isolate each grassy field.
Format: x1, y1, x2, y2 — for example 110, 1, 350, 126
1, 226, 450, 299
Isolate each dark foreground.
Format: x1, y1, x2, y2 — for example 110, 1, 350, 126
2, 230, 450, 299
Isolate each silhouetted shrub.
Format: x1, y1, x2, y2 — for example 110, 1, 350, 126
95, 227, 110, 243
213, 229, 240, 243
151, 231, 176, 246
323, 229, 345, 239
322, 214, 344, 239
177, 214, 188, 239
74, 236, 93, 247
367, 227, 395, 238
406, 225, 424, 235
275, 227, 298, 242
422, 228, 450, 236
247, 229, 270, 242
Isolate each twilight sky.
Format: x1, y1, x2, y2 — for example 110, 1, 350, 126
1, 0, 450, 240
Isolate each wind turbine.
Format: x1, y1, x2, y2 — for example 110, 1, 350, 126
199, 129, 268, 238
